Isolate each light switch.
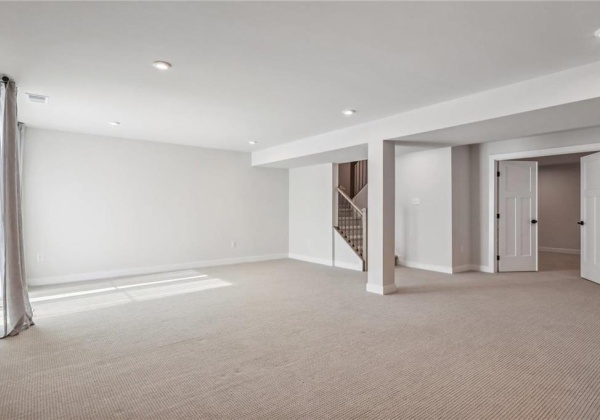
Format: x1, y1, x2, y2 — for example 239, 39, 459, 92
411, 198, 421, 205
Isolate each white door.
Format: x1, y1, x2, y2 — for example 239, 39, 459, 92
581, 152, 600, 284
498, 161, 538, 272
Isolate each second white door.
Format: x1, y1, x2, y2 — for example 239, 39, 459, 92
498, 160, 538, 272
581, 152, 600, 284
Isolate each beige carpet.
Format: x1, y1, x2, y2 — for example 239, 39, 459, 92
2, 256, 600, 419
539, 250, 580, 272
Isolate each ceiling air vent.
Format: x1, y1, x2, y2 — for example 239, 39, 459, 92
26, 93, 49, 104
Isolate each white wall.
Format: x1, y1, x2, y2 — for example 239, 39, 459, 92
451, 146, 471, 271
289, 163, 334, 266
395, 147, 453, 272
470, 125, 600, 269
333, 230, 363, 271
538, 163, 581, 253
353, 184, 368, 210
23, 128, 289, 285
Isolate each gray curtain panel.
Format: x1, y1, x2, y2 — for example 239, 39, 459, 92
1, 80, 33, 338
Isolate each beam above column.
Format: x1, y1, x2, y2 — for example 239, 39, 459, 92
252, 60, 600, 167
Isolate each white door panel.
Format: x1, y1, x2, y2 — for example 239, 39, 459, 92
498, 161, 538, 272
581, 152, 600, 284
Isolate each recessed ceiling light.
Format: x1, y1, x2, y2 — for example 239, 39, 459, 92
108, 121, 121, 126
595, 29, 600, 38
342, 109, 356, 116
152, 61, 172, 70
248, 140, 258, 145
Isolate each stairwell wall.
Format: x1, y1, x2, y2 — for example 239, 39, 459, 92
289, 163, 335, 266
288, 163, 364, 271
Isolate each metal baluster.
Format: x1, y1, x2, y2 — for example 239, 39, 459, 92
344, 192, 347, 238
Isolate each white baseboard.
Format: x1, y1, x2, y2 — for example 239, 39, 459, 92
397, 260, 453, 274
366, 283, 397, 295
288, 253, 362, 271
539, 247, 580, 255
28, 254, 288, 287
470, 264, 494, 273
398, 261, 495, 274
452, 264, 474, 273
334, 261, 363, 271
288, 253, 333, 267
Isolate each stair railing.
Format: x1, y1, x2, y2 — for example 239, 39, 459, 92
336, 187, 367, 270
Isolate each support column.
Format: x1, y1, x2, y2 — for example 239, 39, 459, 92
367, 140, 397, 295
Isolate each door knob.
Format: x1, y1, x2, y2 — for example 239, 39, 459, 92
531, 220, 538, 224
578, 221, 585, 226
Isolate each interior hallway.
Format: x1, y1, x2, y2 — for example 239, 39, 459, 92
539, 251, 580, 273
2, 259, 600, 419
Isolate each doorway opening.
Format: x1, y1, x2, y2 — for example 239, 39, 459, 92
489, 144, 600, 284
512, 153, 591, 274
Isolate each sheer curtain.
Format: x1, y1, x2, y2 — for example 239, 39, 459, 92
0, 78, 33, 338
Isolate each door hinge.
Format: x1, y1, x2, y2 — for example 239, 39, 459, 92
497, 255, 500, 261
497, 171, 500, 177
497, 213, 500, 219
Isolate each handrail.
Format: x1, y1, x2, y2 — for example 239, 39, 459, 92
337, 187, 365, 215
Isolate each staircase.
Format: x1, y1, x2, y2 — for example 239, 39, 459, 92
335, 159, 368, 271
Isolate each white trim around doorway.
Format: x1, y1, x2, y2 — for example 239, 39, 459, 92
487, 142, 600, 274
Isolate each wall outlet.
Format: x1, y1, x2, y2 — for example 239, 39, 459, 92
231, 241, 236, 248
36, 252, 44, 262
411, 198, 421, 205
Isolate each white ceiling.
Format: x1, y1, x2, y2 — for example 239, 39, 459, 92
3, 2, 600, 152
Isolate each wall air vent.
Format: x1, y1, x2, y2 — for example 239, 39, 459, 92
26, 93, 49, 104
